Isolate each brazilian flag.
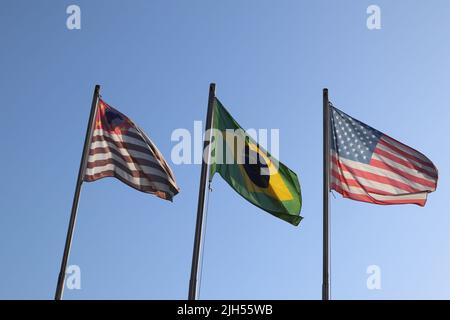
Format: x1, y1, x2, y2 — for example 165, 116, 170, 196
209, 98, 302, 226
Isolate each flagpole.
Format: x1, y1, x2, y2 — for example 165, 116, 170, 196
322, 88, 330, 300
55, 85, 100, 300
188, 83, 216, 300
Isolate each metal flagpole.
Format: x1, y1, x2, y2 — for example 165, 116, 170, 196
188, 83, 216, 300
55, 85, 101, 300
322, 88, 330, 300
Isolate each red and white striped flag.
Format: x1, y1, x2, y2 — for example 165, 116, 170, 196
330, 105, 438, 206
84, 99, 179, 201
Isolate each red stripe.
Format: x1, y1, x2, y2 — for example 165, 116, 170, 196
88, 147, 162, 171
93, 129, 144, 143
369, 158, 436, 189
382, 134, 434, 163
91, 135, 150, 155
331, 183, 426, 206
84, 171, 177, 201
378, 138, 435, 170
331, 169, 397, 196
374, 147, 436, 180
86, 158, 175, 185
332, 156, 424, 193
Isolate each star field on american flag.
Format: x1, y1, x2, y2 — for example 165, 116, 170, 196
331, 106, 382, 164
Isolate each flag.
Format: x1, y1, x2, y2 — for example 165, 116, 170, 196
84, 99, 179, 201
209, 98, 302, 226
330, 104, 438, 206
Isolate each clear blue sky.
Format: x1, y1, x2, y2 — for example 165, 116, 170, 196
1, 0, 449, 299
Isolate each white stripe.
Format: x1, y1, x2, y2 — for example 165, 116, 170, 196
94, 127, 140, 136
92, 129, 148, 149
370, 192, 427, 202
89, 140, 156, 162
376, 143, 436, 177
85, 164, 173, 193
380, 135, 432, 164
331, 152, 435, 191
331, 177, 428, 201
87, 152, 170, 179
371, 152, 436, 183
331, 166, 410, 194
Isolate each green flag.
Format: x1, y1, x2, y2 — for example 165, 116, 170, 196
209, 98, 302, 226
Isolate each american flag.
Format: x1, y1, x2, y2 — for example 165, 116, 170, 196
330, 105, 438, 206
84, 99, 179, 201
